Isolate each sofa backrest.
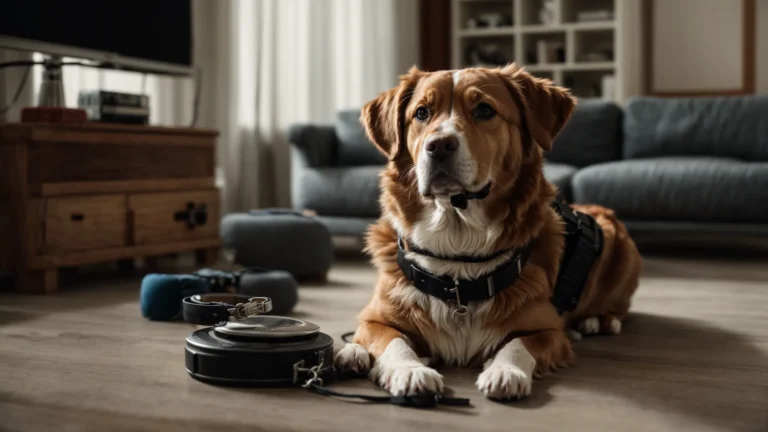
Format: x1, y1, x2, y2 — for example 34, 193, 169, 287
547, 100, 623, 168
623, 95, 768, 161
334, 109, 388, 166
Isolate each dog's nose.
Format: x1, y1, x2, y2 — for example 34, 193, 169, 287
425, 136, 458, 161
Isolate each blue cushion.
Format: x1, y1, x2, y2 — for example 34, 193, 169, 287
623, 95, 768, 161
571, 157, 768, 223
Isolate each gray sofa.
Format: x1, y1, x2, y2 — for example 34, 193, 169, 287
289, 95, 768, 238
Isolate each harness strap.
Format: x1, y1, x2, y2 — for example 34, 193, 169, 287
394, 197, 604, 315
550, 198, 604, 314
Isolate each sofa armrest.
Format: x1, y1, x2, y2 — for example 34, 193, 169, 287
288, 124, 338, 168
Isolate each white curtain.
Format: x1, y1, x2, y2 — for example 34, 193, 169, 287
196, 0, 419, 213
1, 0, 419, 214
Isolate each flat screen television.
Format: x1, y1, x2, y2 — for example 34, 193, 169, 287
0, 0, 193, 76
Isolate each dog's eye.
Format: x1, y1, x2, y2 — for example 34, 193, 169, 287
474, 103, 496, 120
415, 106, 430, 121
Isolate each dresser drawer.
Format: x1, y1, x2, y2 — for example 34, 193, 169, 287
44, 195, 128, 253
129, 190, 219, 245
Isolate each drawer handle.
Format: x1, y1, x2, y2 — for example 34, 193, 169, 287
71, 213, 85, 222
173, 202, 208, 229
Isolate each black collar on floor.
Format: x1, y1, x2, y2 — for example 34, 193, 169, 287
396, 196, 604, 314
397, 238, 531, 306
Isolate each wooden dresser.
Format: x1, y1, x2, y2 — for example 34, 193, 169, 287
0, 122, 221, 293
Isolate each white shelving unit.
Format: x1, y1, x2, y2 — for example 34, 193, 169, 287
451, 0, 643, 102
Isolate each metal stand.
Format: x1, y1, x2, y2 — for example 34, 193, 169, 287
37, 55, 66, 107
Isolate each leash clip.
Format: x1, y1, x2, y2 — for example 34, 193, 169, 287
447, 280, 469, 325
297, 361, 325, 388
228, 297, 273, 320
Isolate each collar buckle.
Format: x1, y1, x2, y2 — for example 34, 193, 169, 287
228, 297, 273, 320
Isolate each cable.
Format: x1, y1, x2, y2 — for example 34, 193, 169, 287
189, 66, 202, 128
0, 60, 40, 70
0, 64, 33, 116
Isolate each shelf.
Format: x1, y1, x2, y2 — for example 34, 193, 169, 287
450, 0, 639, 102
524, 62, 615, 73
567, 21, 615, 31
458, 27, 516, 37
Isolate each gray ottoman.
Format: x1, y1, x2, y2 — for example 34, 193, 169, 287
220, 210, 334, 281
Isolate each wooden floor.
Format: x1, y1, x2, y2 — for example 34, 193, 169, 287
1, 254, 767, 432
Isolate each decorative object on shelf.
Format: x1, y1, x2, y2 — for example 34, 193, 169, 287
539, 0, 556, 25
601, 75, 616, 101
577, 10, 614, 22
564, 76, 601, 99
78, 90, 150, 125
577, 41, 614, 63
535, 40, 566, 64
466, 44, 509, 67
466, 12, 512, 29
20, 107, 88, 124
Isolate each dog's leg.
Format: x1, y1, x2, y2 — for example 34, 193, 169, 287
335, 321, 443, 396
477, 329, 572, 400
575, 314, 623, 336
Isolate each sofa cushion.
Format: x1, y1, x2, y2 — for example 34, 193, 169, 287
547, 100, 622, 167
335, 109, 388, 166
571, 157, 768, 223
544, 161, 577, 193
294, 165, 382, 217
624, 95, 768, 161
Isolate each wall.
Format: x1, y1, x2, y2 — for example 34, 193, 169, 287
648, 0, 768, 95
0, 49, 35, 123
759, 0, 768, 93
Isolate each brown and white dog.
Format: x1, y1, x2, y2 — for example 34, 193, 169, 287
334, 63, 642, 400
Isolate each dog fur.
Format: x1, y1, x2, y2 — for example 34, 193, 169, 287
334, 63, 642, 399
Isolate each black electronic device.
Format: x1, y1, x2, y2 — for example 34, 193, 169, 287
0, 0, 192, 74
185, 315, 335, 388
77, 90, 150, 125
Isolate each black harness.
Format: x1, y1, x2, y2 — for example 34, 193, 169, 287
397, 196, 604, 315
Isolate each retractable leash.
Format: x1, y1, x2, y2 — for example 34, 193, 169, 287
182, 293, 471, 409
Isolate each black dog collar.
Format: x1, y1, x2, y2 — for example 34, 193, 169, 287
182, 293, 272, 326
397, 240, 531, 306
450, 182, 491, 209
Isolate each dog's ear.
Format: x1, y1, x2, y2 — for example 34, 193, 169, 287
360, 66, 424, 161
497, 63, 576, 151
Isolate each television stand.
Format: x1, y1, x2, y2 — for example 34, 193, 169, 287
0, 122, 221, 293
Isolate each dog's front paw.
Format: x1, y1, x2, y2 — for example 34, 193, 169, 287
334, 343, 371, 374
372, 360, 444, 396
476, 363, 532, 400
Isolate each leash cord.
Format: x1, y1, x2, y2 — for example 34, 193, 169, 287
340, 331, 355, 344
302, 368, 470, 409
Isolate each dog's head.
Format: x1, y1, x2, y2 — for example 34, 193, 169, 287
361, 64, 575, 205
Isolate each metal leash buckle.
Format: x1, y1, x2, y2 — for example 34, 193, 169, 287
447, 280, 469, 326
300, 362, 325, 388
228, 297, 273, 320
